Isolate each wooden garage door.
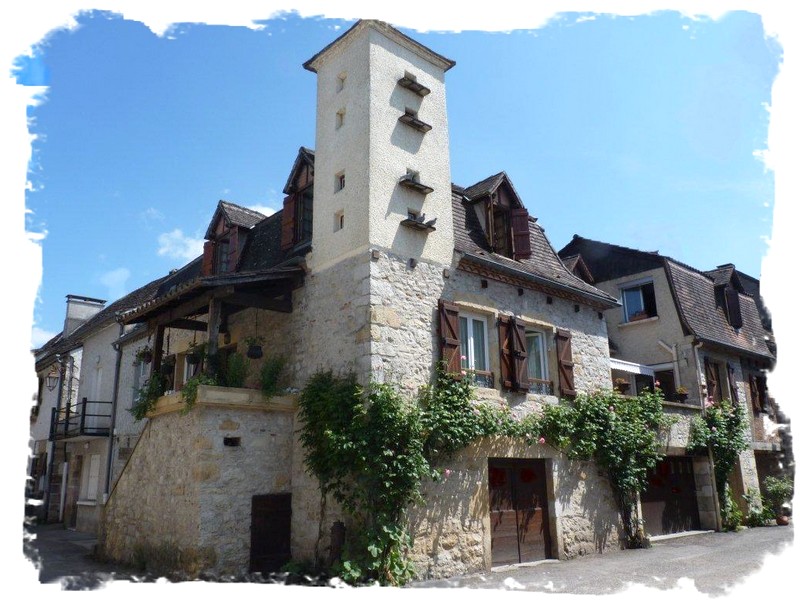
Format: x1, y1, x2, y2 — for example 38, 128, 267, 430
641, 457, 700, 536
489, 459, 551, 566
250, 493, 292, 573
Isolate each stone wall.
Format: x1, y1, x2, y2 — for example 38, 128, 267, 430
407, 436, 622, 579
101, 387, 297, 575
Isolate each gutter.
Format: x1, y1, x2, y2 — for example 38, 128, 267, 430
460, 252, 620, 309
103, 320, 125, 500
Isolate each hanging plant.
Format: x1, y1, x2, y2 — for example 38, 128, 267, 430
186, 341, 205, 365
161, 354, 177, 375
244, 335, 264, 360
134, 345, 153, 365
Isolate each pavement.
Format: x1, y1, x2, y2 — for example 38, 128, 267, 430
23, 521, 796, 595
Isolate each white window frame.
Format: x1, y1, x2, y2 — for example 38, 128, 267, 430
619, 278, 656, 323
526, 330, 549, 382
459, 313, 490, 374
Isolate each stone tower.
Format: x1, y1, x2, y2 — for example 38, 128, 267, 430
303, 20, 456, 271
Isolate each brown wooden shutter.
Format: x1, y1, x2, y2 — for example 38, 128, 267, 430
726, 363, 739, 405
749, 375, 761, 412
756, 376, 769, 414
555, 328, 576, 398
704, 357, 719, 402
438, 300, 461, 374
229, 227, 240, 270
724, 286, 743, 328
280, 194, 297, 251
510, 208, 532, 260
201, 241, 214, 276
498, 316, 514, 389
512, 318, 530, 392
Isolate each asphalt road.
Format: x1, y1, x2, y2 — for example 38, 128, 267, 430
24, 522, 795, 596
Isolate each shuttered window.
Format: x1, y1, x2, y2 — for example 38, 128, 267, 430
724, 286, 743, 329
281, 193, 297, 251
438, 300, 461, 375
555, 328, 576, 398
704, 358, 721, 403
498, 316, 530, 392
726, 363, 739, 405
510, 209, 532, 260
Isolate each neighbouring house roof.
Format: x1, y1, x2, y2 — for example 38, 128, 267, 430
303, 19, 455, 74
561, 254, 595, 284
559, 235, 774, 362
452, 186, 618, 308
33, 273, 172, 371
705, 263, 772, 332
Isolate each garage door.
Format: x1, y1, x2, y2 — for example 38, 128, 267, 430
641, 457, 700, 536
489, 459, 551, 566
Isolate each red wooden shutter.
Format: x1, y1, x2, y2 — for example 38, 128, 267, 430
438, 300, 461, 374
726, 363, 739, 405
555, 328, 576, 398
510, 208, 532, 261
498, 316, 514, 389
201, 241, 214, 276
704, 358, 719, 402
512, 318, 530, 392
280, 194, 297, 251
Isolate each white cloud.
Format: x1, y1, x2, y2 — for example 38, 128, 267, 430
30, 326, 57, 349
249, 204, 277, 217
157, 228, 204, 261
98, 266, 131, 301
140, 206, 165, 225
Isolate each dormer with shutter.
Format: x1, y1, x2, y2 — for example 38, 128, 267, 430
201, 201, 266, 276
280, 147, 315, 253
462, 171, 532, 261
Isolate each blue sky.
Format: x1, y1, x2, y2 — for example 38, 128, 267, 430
15, 10, 780, 345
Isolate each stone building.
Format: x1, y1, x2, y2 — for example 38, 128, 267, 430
93, 20, 640, 579
559, 235, 788, 532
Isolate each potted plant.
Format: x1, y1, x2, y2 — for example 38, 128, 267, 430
160, 354, 177, 376
676, 385, 689, 403
186, 341, 205, 366
763, 475, 793, 525
134, 345, 153, 365
614, 377, 631, 393
244, 335, 264, 360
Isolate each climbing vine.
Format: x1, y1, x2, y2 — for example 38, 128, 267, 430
687, 400, 749, 530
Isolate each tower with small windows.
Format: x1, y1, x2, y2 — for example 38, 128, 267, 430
303, 20, 456, 271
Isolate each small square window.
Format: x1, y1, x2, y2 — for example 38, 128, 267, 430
335, 172, 346, 192
334, 210, 345, 232
336, 108, 345, 129
621, 281, 657, 322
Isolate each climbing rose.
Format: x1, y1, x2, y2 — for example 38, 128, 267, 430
444, 469, 452, 478
538, 437, 546, 445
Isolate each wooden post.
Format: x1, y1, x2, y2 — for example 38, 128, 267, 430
152, 324, 165, 375
206, 297, 223, 377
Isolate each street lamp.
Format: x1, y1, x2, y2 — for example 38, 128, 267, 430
45, 368, 59, 391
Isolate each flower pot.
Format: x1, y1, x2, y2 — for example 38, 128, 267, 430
140, 351, 152, 364
615, 382, 631, 394
676, 392, 688, 403
247, 345, 263, 360
160, 359, 176, 375
776, 515, 790, 526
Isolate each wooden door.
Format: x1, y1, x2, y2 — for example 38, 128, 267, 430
250, 493, 292, 573
489, 459, 551, 566
641, 457, 701, 536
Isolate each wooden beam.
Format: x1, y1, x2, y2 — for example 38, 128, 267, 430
152, 325, 165, 374
206, 297, 223, 377
167, 318, 208, 331
224, 292, 293, 313
146, 286, 234, 331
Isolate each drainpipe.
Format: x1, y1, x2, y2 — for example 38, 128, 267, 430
104, 321, 125, 500
59, 355, 76, 523
693, 341, 722, 531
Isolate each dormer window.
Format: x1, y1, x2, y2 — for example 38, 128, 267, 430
486, 200, 531, 261
215, 236, 231, 273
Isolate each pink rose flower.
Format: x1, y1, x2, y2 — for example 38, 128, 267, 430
538, 437, 546, 445
444, 469, 452, 478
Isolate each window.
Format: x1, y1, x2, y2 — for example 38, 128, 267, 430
459, 314, 490, 385
133, 360, 150, 401
335, 172, 346, 193
621, 281, 657, 322
654, 370, 679, 402
336, 108, 345, 129
183, 355, 201, 384
215, 238, 231, 273
337, 72, 346, 92
297, 186, 313, 243
334, 210, 345, 232
485, 202, 531, 261
526, 331, 551, 394
704, 358, 723, 403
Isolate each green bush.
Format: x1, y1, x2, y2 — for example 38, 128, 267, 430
260, 356, 286, 400
129, 374, 166, 421
763, 475, 794, 517
223, 352, 248, 388
181, 373, 218, 412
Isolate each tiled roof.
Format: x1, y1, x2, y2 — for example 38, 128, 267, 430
219, 200, 266, 229
560, 235, 774, 361
452, 189, 618, 307
283, 147, 315, 195
665, 259, 773, 359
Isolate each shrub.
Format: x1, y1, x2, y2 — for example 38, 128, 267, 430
260, 356, 286, 400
